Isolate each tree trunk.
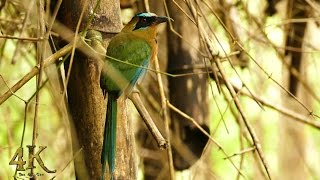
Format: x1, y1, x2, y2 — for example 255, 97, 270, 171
55, 0, 137, 179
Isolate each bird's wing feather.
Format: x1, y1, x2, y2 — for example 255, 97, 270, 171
103, 34, 152, 93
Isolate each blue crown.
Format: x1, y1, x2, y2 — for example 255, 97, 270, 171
135, 12, 157, 18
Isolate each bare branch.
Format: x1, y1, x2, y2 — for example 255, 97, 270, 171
129, 92, 167, 149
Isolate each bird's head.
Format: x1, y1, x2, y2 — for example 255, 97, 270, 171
121, 12, 169, 38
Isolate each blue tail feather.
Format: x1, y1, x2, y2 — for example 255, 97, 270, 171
102, 93, 118, 180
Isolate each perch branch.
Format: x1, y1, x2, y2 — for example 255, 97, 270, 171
129, 92, 167, 149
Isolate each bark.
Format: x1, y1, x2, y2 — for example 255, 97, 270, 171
67, 51, 104, 179
55, 0, 137, 179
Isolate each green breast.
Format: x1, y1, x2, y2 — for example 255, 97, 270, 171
102, 33, 152, 92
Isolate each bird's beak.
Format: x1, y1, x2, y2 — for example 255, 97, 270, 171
154, 16, 173, 25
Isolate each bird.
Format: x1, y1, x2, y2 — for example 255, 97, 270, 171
100, 12, 168, 180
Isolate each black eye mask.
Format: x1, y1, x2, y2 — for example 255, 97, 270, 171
133, 16, 156, 31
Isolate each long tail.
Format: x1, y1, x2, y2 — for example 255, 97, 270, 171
102, 93, 118, 180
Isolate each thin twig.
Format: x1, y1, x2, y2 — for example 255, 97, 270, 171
0, 34, 41, 41
63, 1, 88, 98
0, 75, 27, 103
14, 99, 29, 178
45, 0, 62, 37
0, 18, 21, 23
30, 1, 46, 177
154, 55, 175, 180
223, 147, 256, 160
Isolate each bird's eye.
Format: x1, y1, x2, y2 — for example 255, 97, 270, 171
133, 17, 151, 30
141, 18, 147, 23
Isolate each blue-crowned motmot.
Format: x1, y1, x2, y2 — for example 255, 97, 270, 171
100, 12, 168, 179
